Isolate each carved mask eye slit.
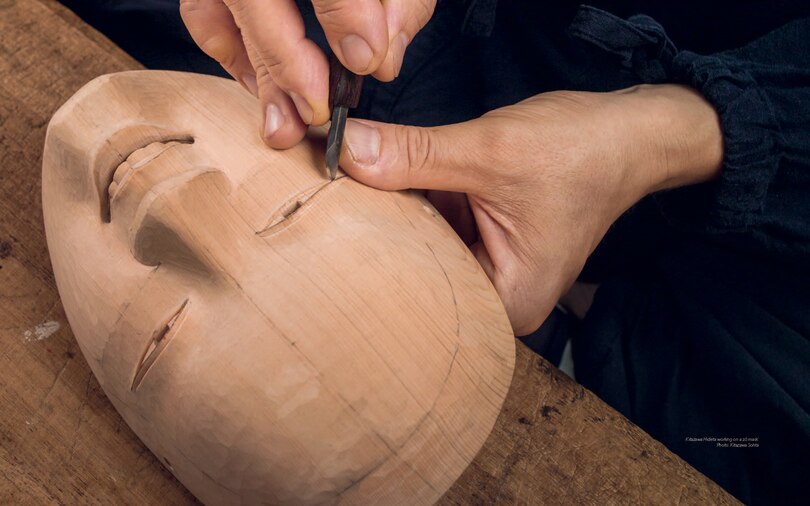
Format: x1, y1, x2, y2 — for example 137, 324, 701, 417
257, 175, 347, 236
100, 134, 194, 223
131, 298, 191, 392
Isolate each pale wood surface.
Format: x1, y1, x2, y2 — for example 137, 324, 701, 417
0, 1, 738, 504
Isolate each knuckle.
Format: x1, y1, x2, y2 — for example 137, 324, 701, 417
401, 126, 436, 176
246, 45, 287, 86
263, 59, 287, 86
253, 60, 271, 83
223, 0, 247, 13
253, 64, 278, 98
255, 46, 284, 73
223, 0, 253, 29
312, 0, 354, 24
198, 34, 234, 66
244, 39, 288, 88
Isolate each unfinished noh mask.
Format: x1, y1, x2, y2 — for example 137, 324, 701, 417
42, 71, 515, 505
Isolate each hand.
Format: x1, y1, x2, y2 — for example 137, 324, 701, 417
339, 84, 723, 335
180, 0, 436, 148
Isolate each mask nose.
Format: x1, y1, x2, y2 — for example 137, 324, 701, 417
130, 167, 254, 280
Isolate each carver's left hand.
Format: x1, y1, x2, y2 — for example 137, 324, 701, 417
339, 84, 724, 335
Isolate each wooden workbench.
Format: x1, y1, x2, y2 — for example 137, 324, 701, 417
0, 1, 738, 503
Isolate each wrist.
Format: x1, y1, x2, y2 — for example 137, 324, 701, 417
616, 84, 724, 198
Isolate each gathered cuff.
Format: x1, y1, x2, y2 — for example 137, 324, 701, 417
569, 6, 784, 232
670, 52, 782, 230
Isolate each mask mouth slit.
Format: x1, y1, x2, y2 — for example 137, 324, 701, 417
99, 134, 194, 223
130, 298, 191, 392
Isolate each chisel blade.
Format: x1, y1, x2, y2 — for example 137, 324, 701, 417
325, 105, 348, 181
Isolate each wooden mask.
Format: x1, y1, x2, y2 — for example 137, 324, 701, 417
42, 71, 515, 505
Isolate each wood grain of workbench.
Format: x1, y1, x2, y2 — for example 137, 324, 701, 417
0, 1, 197, 504
0, 1, 738, 504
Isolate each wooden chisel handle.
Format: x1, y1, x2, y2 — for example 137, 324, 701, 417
328, 53, 364, 111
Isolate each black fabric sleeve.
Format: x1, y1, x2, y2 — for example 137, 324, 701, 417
569, 7, 810, 260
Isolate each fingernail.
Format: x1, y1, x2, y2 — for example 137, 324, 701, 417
345, 120, 380, 165
242, 73, 258, 97
264, 103, 283, 138
392, 32, 408, 78
289, 92, 313, 124
340, 34, 374, 72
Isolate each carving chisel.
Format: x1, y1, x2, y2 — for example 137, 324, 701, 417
325, 53, 364, 180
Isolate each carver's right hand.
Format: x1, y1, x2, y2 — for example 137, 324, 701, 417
180, 0, 436, 149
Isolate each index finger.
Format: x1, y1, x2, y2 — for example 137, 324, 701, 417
225, 0, 331, 125
180, 0, 255, 91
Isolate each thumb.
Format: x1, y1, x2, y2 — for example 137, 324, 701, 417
339, 118, 485, 193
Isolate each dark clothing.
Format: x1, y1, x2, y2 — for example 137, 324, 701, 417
60, 1, 810, 503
